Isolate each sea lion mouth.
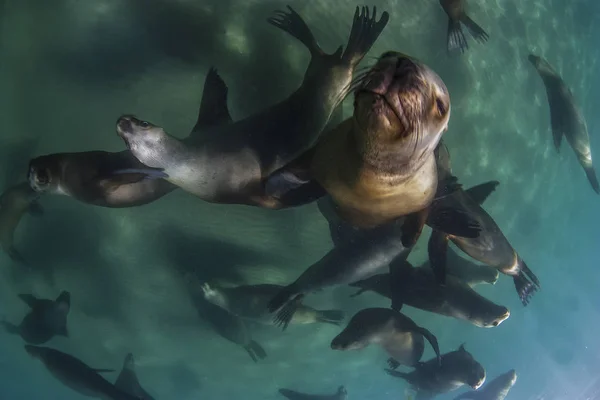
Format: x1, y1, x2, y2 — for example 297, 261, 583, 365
116, 115, 134, 136
355, 89, 410, 133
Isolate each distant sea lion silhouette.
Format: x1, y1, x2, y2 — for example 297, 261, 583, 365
115, 353, 156, 400
278, 385, 348, 400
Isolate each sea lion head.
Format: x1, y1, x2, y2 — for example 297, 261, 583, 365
116, 115, 167, 168
456, 344, 486, 389
472, 305, 510, 328
352, 52, 450, 172
28, 156, 59, 193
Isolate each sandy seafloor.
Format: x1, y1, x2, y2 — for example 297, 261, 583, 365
0, 0, 599, 399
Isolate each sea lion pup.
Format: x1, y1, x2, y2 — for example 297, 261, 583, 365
2, 291, 70, 344
0, 182, 43, 263
349, 261, 510, 328
439, 0, 489, 54
428, 143, 540, 305
279, 386, 348, 400
529, 54, 599, 194
453, 369, 517, 400
331, 308, 441, 369
200, 283, 344, 329
267, 217, 411, 328
27, 68, 232, 207
116, 6, 389, 207
385, 344, 486, 400
115, 353, 156, 400
24, 345, 143, 400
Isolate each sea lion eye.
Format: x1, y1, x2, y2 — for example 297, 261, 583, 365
140, 121, 150, 129
436, 98, 447, 115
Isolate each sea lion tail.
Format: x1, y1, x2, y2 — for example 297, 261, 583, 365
314, 309, 345, 325
341, 6, 390, 66
461, 15, 490, 44
513, 258, 540, 306
583, 165, 600, 194
244, 340, 267, 362
446, 18, 468, 54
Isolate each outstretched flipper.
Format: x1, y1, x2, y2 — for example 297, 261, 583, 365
446, 18, 468, 54
465, 181, 499, 205
18, 294, 39, 308
414, 326, 442, 366
428, 230, 449, 285
513, 258, 540, 306
193, 67, 233, 133
341, 6, 390, 66
314, 309, 344, 325
267, 6, 324, 56
271, 292, 304, 331
462, 15, 489, 44
244, 340, 267, 362
584, 165, 600, 194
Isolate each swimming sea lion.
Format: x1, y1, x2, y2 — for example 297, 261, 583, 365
200, 283, 344, 330
439, 0, 489, 54
453, 369, 517, 400
116, 6, 389, 208
24, 345, 142, 400
528, 54, 599, 193
0, 182, 43, 263
428, 143, 540, 305
27, 68, 233, 207
331, 308, 441, 369
267, 218, 410, 328
115, 353, 156, 400
2, 291, 70, 344
349, 260, 510, 328
279, 386, 348, 400
385, 344, 486, 400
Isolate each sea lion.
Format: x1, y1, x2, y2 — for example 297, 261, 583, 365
278, 386, 348, 400
115, 353, 156, 400
24, 345, 142, 400
349, 260, 510, 328
267, 218, 411, 328
0, 182, 43, 263
439, 0, 489, 54
200, 283, 344, 330
453, 369, 517, 400
440, 246, 499, 286
27, 68, 233, 207
331, 308, 441, 369
2, 291, 70, 344
528, 54, 599, 193
428, 143, 540, 305
385, 344, 486, 400
116, 6, 389, 208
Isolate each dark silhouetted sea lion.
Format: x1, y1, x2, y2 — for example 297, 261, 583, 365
528, 54, 599, 194
349, 260, 510, 328
453, 369, 517, 400
331, 308, 441, 369
0, 182, 43, 263
2, 291, 70, 344
27, 68, 233, 207
279, 386, 348, 400
116, 6, 389, 208
24, 345, 142, 400
385, 344, 486, 400
428, 143, 540, 305
439, 0, 489, 54
115, 353, 156, 400
200, 283, 343, 329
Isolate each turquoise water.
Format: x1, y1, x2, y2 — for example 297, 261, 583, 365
0, 0, 598, 399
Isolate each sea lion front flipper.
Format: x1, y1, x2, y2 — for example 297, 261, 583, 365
446, 18, 468, 54
341, 6, 390, 67
584, 165, 600, 194
464, 181, 499, 205
401, 209, 429, 248
387, 358, 400, 370
389, 257, 414, 311
428, 230, 449, 285
348, 287, 367, 298
245, 340, 267, 362
271, 293, 304, 331
28, 201, 44, 216
413, 326, 442, 367
267, 6, 323, 56
461, 15, 489, 44
192, 67, 233, 133
18, 294, 39, 308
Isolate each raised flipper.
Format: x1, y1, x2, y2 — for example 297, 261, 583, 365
446, 18, 468, 54
464, 181, 499, 205
513, 257, 540, 306
462, 15, 489, 44
244, 340, 267, 362
413, 326, 442, 366
192, 67, 233, 133
28, 201, 44, 216
18, 294, 39, 308
267, 6, 324, 56
341, 6, 390, 67
584, 165, 600, 194
428, 230, 450, 285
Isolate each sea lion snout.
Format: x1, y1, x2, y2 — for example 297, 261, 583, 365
28, 159, 52, 193
469, 367, 486, 389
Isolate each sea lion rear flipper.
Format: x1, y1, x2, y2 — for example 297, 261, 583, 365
584, 165, 600, 194
18, 294, 39, 308
28, 201, 44, 216
245, 340, 267, 362
427, 230, 449, 285
192, 67, 233, 134
464, 181, 500, 205
341, 6, 390, 67
446, 18, 468, 54
513, 258, 540, 306
401, 209, 429, 247
314, 309, 344, 325
389, 256, 415, 311
413, 326, 442, 367
461, 15, 489, 44
1, 320, 20, 336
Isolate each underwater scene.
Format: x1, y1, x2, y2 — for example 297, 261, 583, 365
0, 0, 599, 399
